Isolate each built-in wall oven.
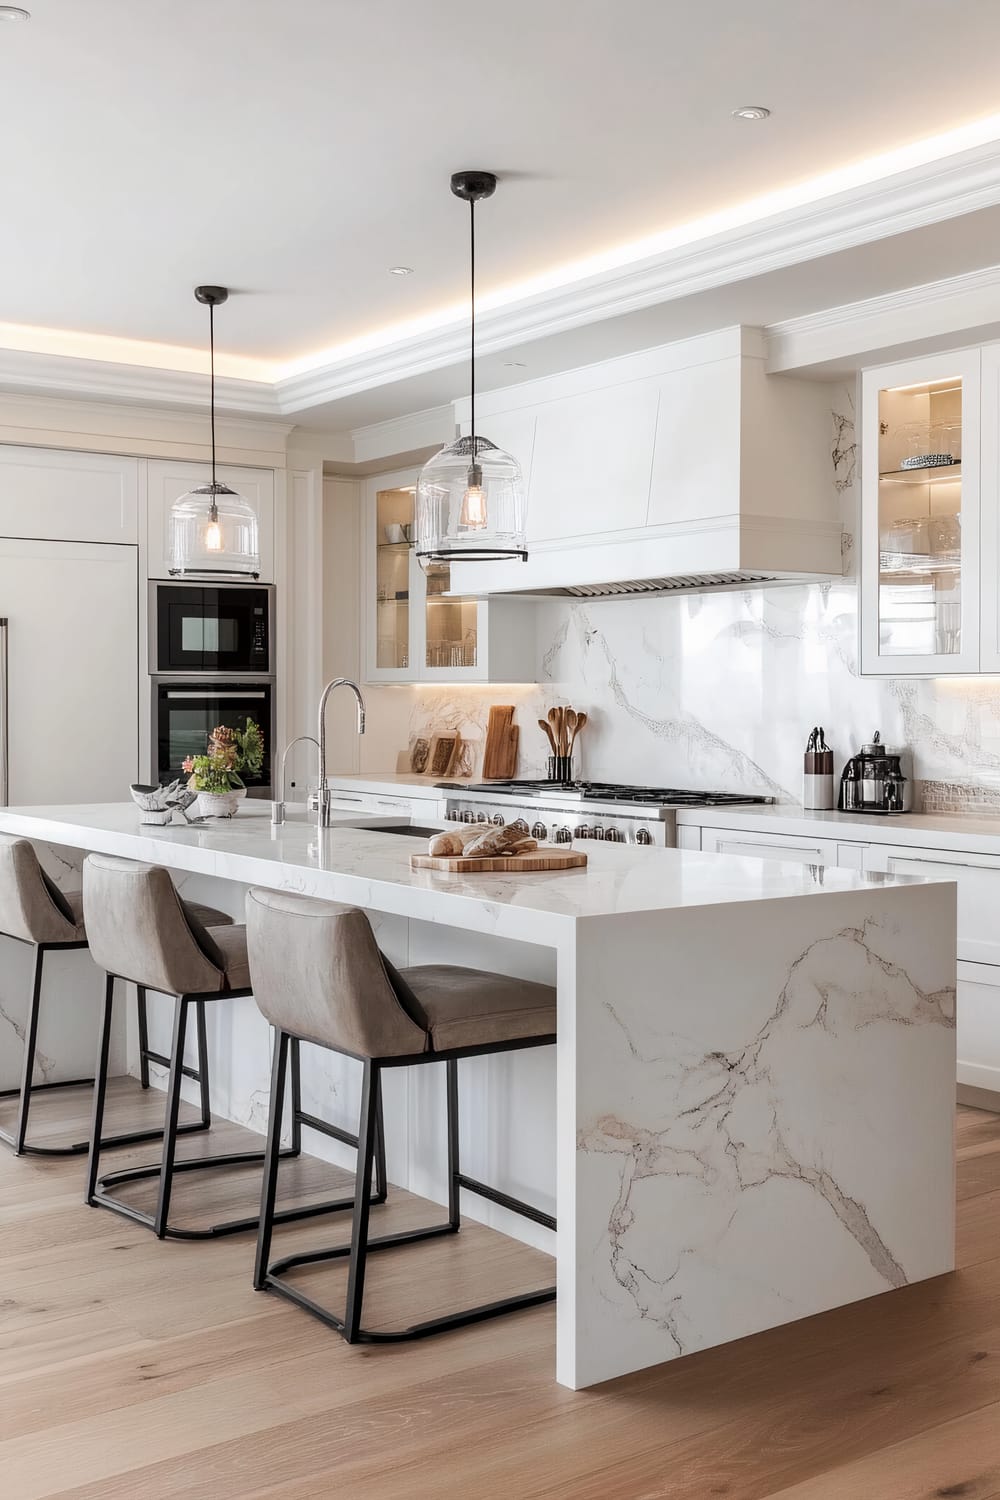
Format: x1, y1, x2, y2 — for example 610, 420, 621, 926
153, 678, 274, 796
150, 582, 273, 676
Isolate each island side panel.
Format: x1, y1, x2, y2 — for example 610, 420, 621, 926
562, 879, 956, 1390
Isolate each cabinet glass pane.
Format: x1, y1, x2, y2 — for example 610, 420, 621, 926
877, 376, 963, 656
424, 562, 478, 671
375, 486, 414, 671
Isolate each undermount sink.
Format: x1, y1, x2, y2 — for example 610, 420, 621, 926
359, 824, 442, 838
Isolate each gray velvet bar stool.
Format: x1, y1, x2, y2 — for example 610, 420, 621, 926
0, 833, 229, 1158
82, 853, 385, 1241
247, 888, 557, 1344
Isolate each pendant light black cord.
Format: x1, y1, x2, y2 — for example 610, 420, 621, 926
469, 193, 476, 461
209, 299, 217, 491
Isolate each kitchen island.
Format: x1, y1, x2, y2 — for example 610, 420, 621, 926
0, 802, 957, 1390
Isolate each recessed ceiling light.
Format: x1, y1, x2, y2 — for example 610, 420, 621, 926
0, 6, 30, 18
388, 265, 413, 276
732, 105, 770, 121
503, 360, 527, 368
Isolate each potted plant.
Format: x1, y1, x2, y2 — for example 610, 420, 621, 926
182, 719, 265, 818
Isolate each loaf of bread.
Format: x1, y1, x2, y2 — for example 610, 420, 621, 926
427, 825, 484, 857
462, 825, 538, 858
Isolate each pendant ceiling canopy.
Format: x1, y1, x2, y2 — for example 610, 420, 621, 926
167, 286, 260, 579
416, 172, 527, 566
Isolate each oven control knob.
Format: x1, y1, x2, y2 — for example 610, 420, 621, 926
635, 826, 652, 845
604, 826, 624, 843
574, 825, 591, 840
476, 812, 488, 823
511, 818, 530, 833
491, 813, 505, 826
462, 810, 476, 823
591, 825, 605, 840
554, 825, 571, 844
531, 821, 547, 840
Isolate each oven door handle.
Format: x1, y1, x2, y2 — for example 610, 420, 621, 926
164, 690, 269, 700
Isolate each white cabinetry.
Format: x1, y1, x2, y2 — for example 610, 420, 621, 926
0, 445, 138, 543
860, 349, 981, 675
0, 539, 138, 803
146, 460, 275, 582
699, 826, 842, 866
363, 468, 535, 685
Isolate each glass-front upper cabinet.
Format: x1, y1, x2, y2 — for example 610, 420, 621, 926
861, 350, 981, 676
363, 468, 535, 684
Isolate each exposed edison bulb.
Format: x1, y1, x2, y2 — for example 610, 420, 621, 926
204, 519, 223, 552
459, 462, 487, 530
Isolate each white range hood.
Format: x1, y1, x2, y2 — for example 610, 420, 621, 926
449, 327, 844, 600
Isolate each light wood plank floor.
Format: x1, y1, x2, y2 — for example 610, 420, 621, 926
0, 1086, 998, 1499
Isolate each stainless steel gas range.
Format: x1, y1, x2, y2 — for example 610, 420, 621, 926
435, 781, 774, 847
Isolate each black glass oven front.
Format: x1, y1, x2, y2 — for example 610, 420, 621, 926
154, 679, 273, 795
154, 584, 272, 674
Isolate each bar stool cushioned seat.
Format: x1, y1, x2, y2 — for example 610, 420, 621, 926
0, 835, 229, 1158
247, 888, 557, 1345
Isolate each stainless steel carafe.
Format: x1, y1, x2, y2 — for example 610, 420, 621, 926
838, 732, 910, 815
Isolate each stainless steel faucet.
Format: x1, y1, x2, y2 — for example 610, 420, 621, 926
315, 678, 366, 828
271, 735, 321, 825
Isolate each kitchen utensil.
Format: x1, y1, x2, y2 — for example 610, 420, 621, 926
411, 847, 587, 873
548, 706, 564, 756
563, 708, 578, 755
483, 705, 515, 780
568, 711, 587, 755
538, 717, 558, 755
803, 727, 834, 810
838, 731, 910, 814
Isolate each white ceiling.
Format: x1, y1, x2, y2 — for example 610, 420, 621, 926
4, 0, 1000, 358
6, 0, 1000, 434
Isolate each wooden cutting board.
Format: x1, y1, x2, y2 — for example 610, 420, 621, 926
411, 846, 587, 873
482, 705, 515, 780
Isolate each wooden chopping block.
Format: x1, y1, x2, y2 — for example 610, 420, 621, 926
482, 704, 514, 780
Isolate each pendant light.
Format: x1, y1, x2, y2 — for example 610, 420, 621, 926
167, 286, 260, 578
415, 172, 527, 565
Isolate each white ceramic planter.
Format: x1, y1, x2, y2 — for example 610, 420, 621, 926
194, 788, 246, 819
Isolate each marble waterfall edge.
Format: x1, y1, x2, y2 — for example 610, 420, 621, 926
566, 879, 956, 1388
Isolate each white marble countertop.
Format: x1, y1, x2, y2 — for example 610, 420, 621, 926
0, 800, 937, 948
674, 802, 1000, 854
326, 773, 462, 800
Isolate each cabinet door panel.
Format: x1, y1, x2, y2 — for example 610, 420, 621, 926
863, 844, 1000, 964
957, 961, 1000, 1093
147, 461, 274, 581
860, 351, 980, 676
700, 827, 840, 865
526, 384, 658, 543
0, 446, 138, 543
646, 362, 738, 527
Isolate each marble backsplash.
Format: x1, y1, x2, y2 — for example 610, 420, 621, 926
394, 585, 1000, 811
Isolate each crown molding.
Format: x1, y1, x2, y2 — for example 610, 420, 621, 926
0, 345, 282, 417
4, 137, 1000, 419
766, 261, 1000, 372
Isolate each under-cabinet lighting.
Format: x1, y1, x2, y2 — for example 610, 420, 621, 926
886, 380, 962, 393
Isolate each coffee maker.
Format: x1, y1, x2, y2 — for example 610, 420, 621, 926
838, 732, 910, 815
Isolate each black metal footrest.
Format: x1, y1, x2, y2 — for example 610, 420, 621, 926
0, 1078, 204, 1159
456, 1172, 556, 1232
262, 1221, 555, 1342
94, 1147, 383, 1242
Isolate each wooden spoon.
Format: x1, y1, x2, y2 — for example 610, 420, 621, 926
548, 706, 564, 757
563, 708, 578, 757
568, 711, 587, 756
538, 717, 558, 754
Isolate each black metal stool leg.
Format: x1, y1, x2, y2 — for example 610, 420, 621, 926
12, 946, 45, 1156
343, 1061, 379, 1344
152, 997, 189, 1239
195, 1000, 211, 1127
254, 1029, 289, 1290
446, 1057, 461, 1231
373, 1069, 387, 1201
85, 973, 116, 1205
289, 1035, 302, 1156
136, 985, 150, 1089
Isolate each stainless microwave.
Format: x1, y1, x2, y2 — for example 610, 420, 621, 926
150, 582, 273, 676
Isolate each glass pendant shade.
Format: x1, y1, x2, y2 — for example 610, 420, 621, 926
416, 435, 527, 564
167, 482, 260, 578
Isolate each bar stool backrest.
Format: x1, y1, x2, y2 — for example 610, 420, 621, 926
246, 888, 428, 1059
83, 854, 225, 995
0, 833, 81, 945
